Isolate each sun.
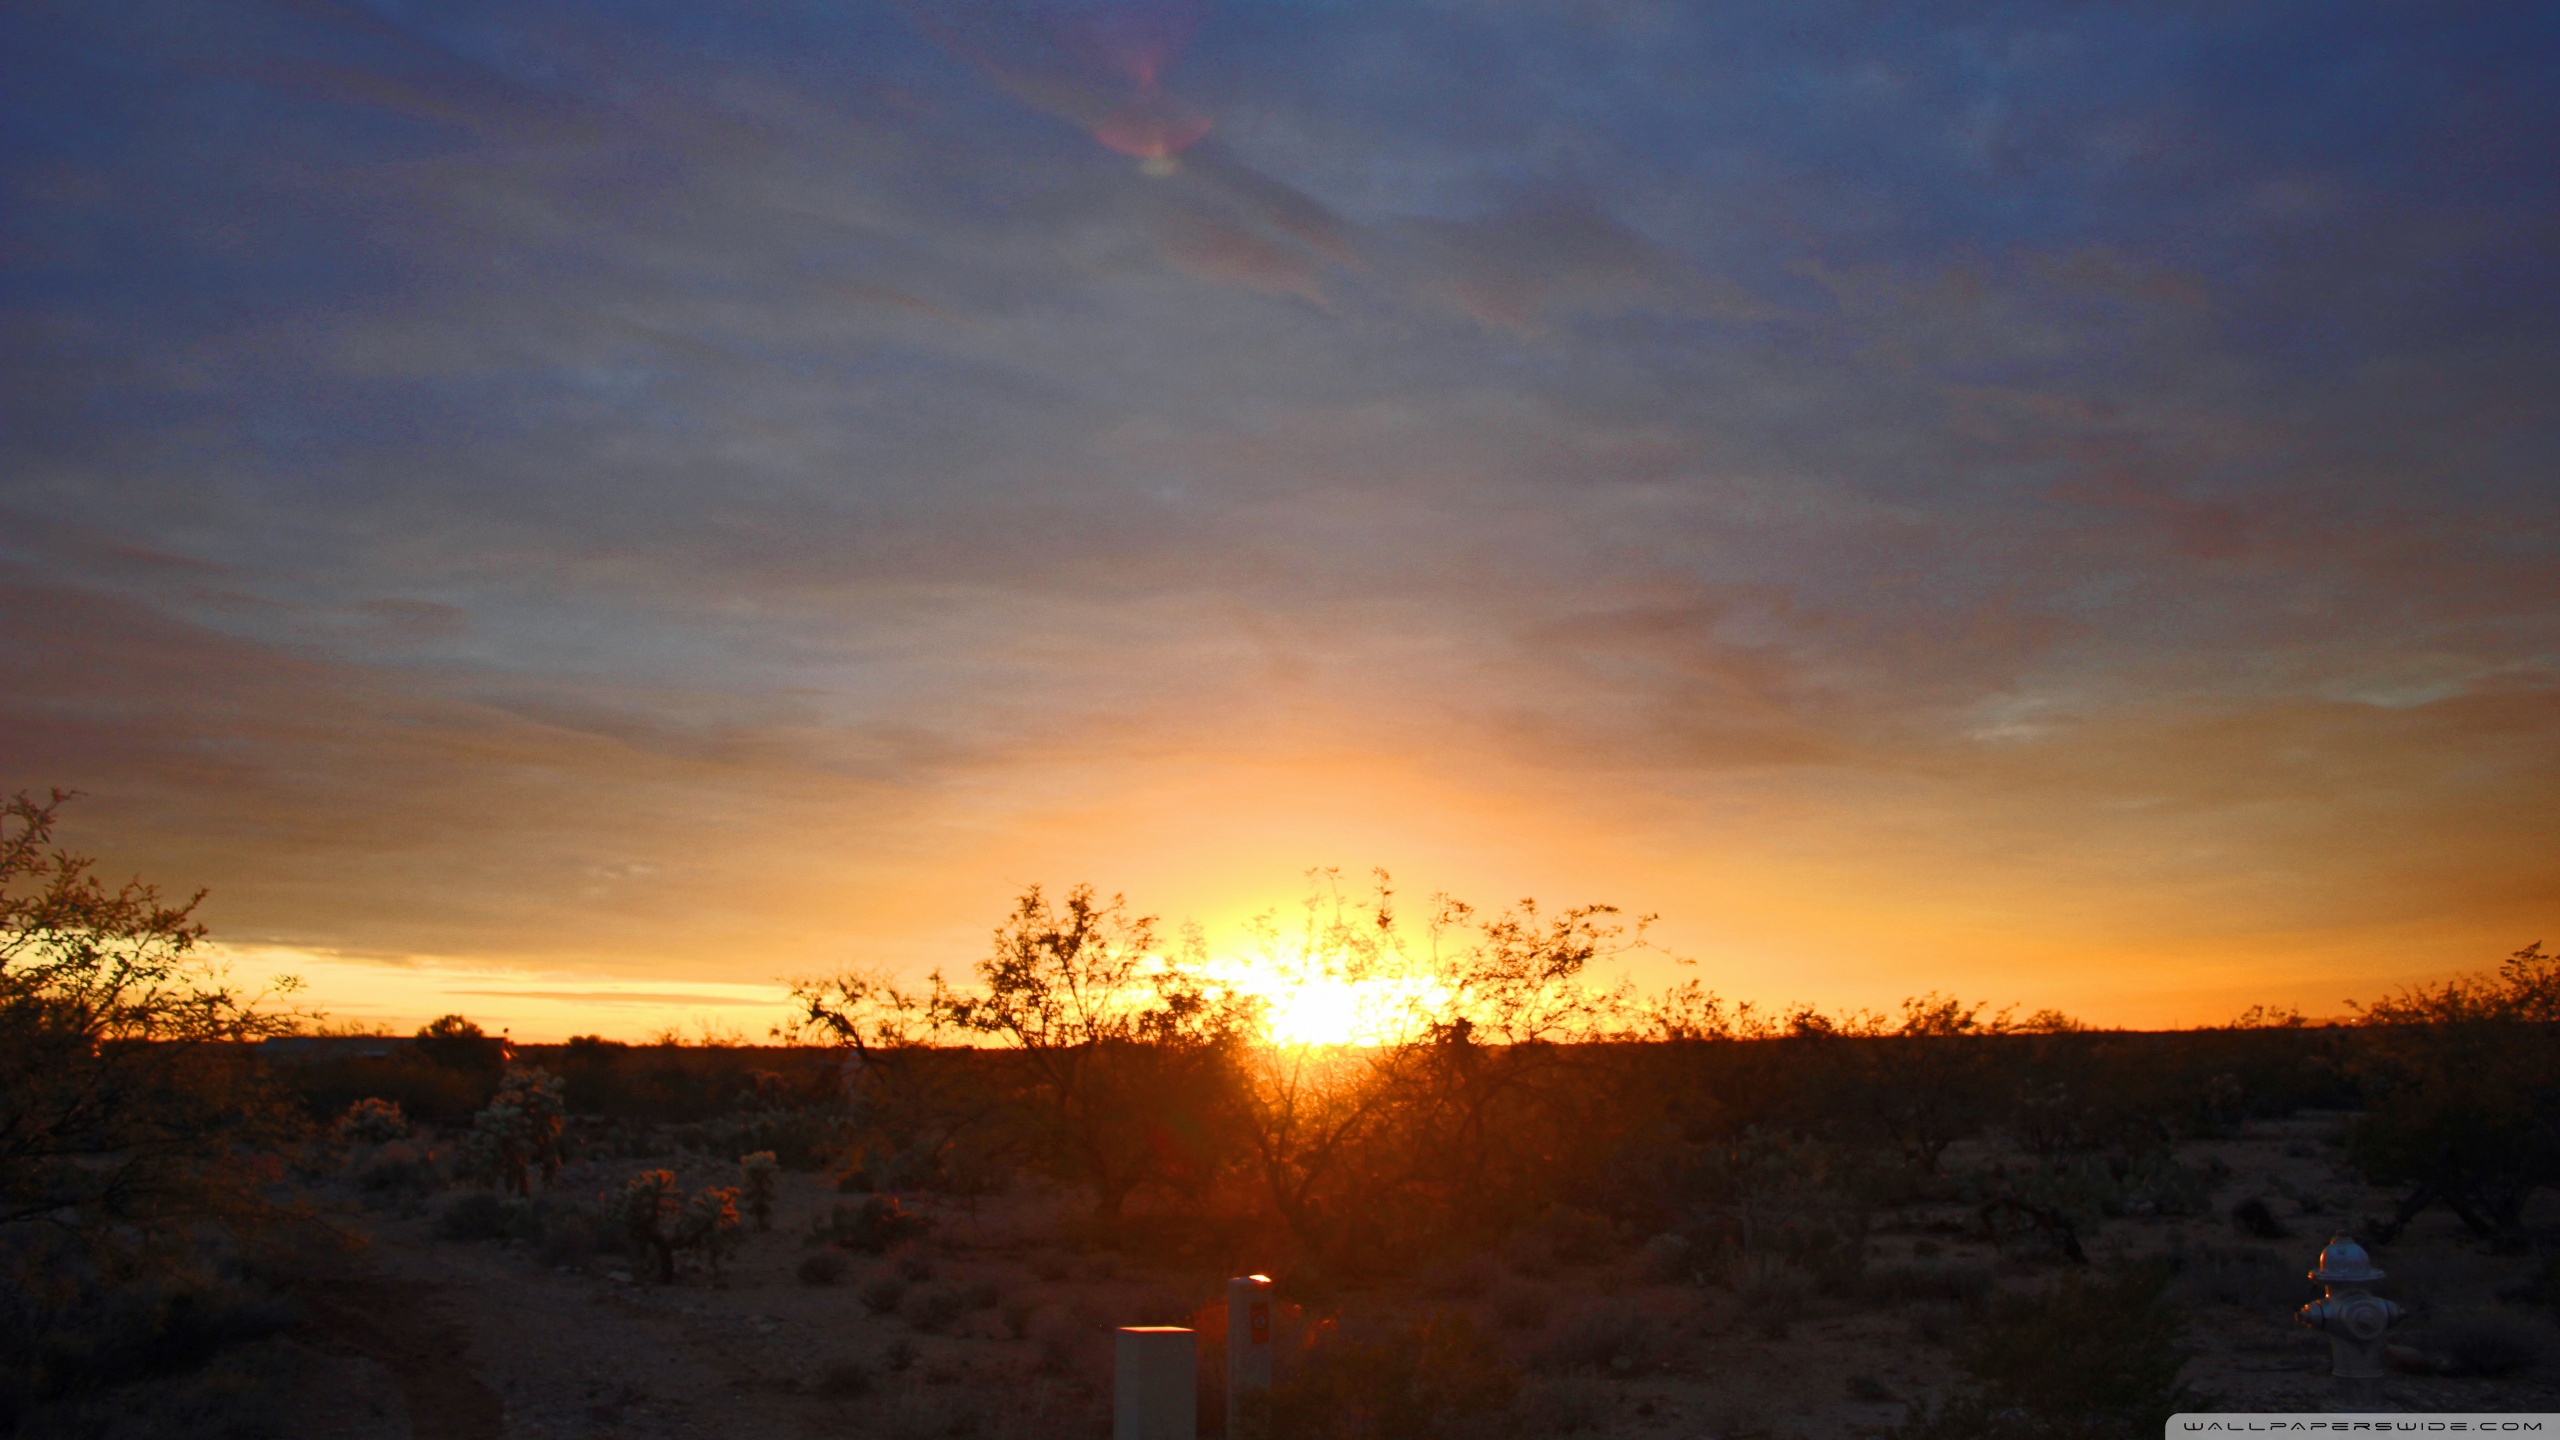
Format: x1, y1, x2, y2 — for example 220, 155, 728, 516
1204, 955, 1432, 1047
1262, 974, 1371, 1046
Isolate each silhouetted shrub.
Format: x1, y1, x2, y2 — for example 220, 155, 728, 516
1515, 1372, 1610, 1433
814, 1196, 930, 1254
1536, 1300, 1653, 1372
739, 1151, 779, 1230
437, 1191, 515, 1241
335, 1097, 410, 1145
902, 1286, 967, 1334
0, 1254, 298, 1430
2230, 1196, 2290, 1239
862, 1277, 907, 1317
798, 1250, 849, 1286
2429, 1313, 2544, 1376
1861, 1262, 1994, 1305
1890, 1263, 2194, 1440
1639, 1232, 1697, 1284
2348, 945, 2560, 1244
1265, 1312, 1521, 1440
350, 1138, 442, 1201
2169, 1244, 2303, 1311
817, 1357, 874, 1398
1031, 1307, 1103, 1377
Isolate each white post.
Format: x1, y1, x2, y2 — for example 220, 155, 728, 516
1226, 1275, 1274, 1440
1114, 1326, 1196, 1440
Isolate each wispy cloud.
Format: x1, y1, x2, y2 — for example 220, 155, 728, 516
3, 0, 2553, 1032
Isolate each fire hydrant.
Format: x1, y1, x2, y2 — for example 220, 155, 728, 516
2296, 1234, 2403, 1412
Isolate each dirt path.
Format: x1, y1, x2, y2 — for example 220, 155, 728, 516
296, 1271, 507, 1440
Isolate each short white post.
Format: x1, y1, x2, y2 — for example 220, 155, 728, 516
1114, 1326, 1196, 1440
1226, 1275, 1274, 1440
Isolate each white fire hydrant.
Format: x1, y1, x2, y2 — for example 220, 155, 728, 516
2295, 1234, 2403, 1412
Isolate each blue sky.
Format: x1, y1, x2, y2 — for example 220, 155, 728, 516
4, 0, 2555, 1034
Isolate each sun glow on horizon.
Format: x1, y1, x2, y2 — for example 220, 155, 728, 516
1201, 954, 1442, 1047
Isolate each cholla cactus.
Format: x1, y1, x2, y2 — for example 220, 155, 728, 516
619, 1171, 743, 1282
680, 1185, 744, 1278
466, 1066, 568, 1196
336, 1097, 410, 1146
621, 1169, 683, 1282
739, 1152, 779, 1232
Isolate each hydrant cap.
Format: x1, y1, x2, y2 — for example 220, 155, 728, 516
2310, 1234, 2384, 1284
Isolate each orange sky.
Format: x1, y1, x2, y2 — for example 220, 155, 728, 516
5, 2, 2555, 1040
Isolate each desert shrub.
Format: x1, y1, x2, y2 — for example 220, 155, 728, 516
814, 1196, 931, 1254
2121, 1149, 2218, 1216
799, 1250, 849, 1286
882, 1387, 982, 1440
2348, 945, 2560, 1245
414, 1014, 507, 1075
1515, 1372, 1611, 1433
882, 1335, 918, 1372
1536, 1300, 1653, 1372
0, 1251, 299, 1431
284, 1047, 496, 1126
1737, 1265, 1815, 1339
817, 1356, 874, 1397
2498, 1252, 2560, 1308
896, 1250, 938, 1283
668, 1107, 844, 1172
2168, 1244, 2304, 1311
1848, 1373, 1897, 1401
862, 1277, 908, 1317
0, 793, 304, 1309
1638, 1232, 1698, 1284
902, 1286, 967, 1334
2229, 1196, 2290, 1239
335, 1097, 409, 1145
1524, 1207, 1618, 1268
1031, 1307, 1104, 1376
1890, 1263, 2194, 1440
350, 1138, 442, 1202
739, 1151, 779, 1231
437, 1191, 516, 1242
2427, 1312, 2545, 1376
1265, 1311, 1521, 1440
539, 1205, 604, 1267
9, 1331, 317, 1440
1861, 1262, 1994, 1305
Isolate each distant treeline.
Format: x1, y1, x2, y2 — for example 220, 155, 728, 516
263, 922, 2557, 1277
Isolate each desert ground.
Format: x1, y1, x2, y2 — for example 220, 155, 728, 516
58, 1105, 2552, 1440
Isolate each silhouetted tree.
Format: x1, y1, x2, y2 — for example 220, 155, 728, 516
933, 884, 1258, 1220
0, 789, 304, 1250
2351, 943, 2560, 1244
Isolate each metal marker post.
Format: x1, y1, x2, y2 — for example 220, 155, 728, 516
1114, 1326, 1196, 1440
1226, 1275, 1274, 1440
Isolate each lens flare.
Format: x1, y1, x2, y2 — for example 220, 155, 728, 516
1092, 88, 1212, 167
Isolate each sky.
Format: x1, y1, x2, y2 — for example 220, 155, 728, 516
3, 0, 2555, 1040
